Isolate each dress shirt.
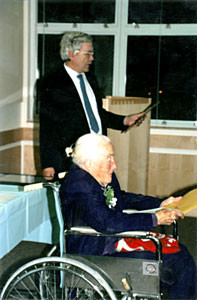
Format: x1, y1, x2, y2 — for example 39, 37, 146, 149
64, 64, 102, 134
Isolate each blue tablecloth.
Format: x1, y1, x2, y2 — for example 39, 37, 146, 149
0, 184, 59, 259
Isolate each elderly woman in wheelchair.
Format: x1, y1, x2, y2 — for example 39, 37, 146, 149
1, 133, 196, 300
59, 133, 197, 300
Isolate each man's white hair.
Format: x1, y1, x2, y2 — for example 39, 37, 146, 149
60, 31, 92, 62
72, 133, 111, 165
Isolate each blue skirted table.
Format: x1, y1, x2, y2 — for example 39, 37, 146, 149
0, 184, 59, 259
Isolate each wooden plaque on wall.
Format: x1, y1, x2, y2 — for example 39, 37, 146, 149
103, 96, 151, 194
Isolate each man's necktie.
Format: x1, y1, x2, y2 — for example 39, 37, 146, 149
77, 74, 99, 133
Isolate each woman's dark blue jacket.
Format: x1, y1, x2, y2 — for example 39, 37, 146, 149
60, 164, 162, 256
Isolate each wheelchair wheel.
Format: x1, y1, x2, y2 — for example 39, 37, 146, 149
0, 256, 117, 300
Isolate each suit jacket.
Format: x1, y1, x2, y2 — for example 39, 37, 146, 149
38, 65, 127, 173
60, 164, 162, 255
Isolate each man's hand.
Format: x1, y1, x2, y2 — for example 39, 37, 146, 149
161, 196, 182, 208
42, 167, 55, 180
123, 112, 146, 127
156, 209, 184, 226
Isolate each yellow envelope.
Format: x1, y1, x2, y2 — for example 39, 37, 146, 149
165, 189, 197, 216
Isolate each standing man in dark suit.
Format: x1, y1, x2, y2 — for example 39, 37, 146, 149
39, 31, 145, 180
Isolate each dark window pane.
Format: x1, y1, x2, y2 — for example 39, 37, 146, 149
92, 36, 114, 96
128, 0, 197, 24
126, 36, 197, 121
38, 34, 63, 77
38, 34, 114, 96
38, 0, 115, 24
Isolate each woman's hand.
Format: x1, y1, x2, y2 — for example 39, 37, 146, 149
155, 208, 184, 226
161, 196, 182, 208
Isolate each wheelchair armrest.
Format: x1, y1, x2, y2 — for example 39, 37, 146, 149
69, 226, 149, 237
66, 226, 163, 261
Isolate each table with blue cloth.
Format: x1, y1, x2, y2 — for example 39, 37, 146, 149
0, 183, 59, 259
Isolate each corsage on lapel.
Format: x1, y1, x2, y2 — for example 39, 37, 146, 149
103, 186, 117, 209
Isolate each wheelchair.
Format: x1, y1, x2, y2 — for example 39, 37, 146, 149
0, 182, 178, 300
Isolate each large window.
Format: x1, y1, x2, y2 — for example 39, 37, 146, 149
128, 0, 197, 24
126, 36, 197, 121
38, 0, 116, 23
32, 0, 197, 127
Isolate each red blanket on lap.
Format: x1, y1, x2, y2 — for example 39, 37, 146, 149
115, 232, 180, 254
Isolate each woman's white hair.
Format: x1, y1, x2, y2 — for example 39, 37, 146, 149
71, 133, 111, 166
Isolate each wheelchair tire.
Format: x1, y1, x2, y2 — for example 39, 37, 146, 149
0, 256, 117, 300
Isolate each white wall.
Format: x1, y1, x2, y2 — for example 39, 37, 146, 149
0, 0, 24, 131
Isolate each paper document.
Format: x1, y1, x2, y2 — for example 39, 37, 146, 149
164, 189, 197, 217
124, 189, 197, 217
123, 207, 163, 214
141, 101, 160, 114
